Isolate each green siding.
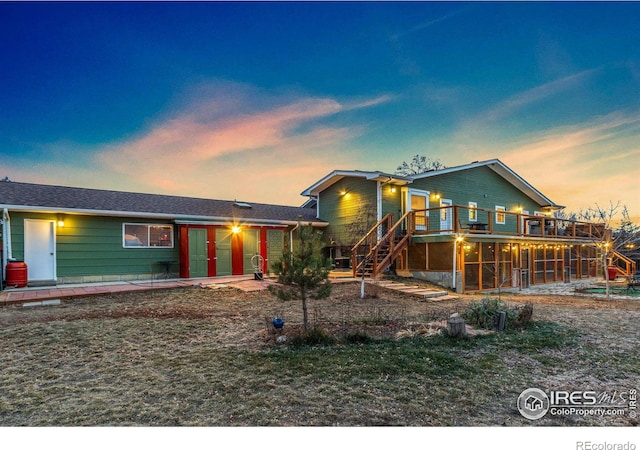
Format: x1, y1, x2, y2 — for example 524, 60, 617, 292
8, 212, 178, 279
411, 166, 543, 216
315, 166, 547, 245
319, 177, 377, 246
381, 184, 402, 222
409, 166, 544, 233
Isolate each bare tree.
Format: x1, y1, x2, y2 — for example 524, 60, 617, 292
395, 155, 446, 176
567, 201, 639, 298
344, 203, 378, 246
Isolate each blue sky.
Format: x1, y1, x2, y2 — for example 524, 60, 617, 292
1, 2, 639, 221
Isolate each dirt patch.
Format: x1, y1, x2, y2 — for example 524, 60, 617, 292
2, 281, 639, 349
1, 280, 638, 426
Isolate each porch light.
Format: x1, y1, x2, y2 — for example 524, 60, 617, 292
57, 215, 65, 227
339, 189, 348, 197
390, 186, 397, 193
232, 226, 241, 234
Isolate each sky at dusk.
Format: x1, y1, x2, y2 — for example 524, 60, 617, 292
1, 2, 639, 222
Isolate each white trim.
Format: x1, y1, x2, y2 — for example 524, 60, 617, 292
376, 181, 382, 223
440, 198, 453, 233
521, 210, 529, 234
403, 187, 430, 231
301, 170, 412, 197
2, 209, 11, 281
24, 219, 57, 281
376, 181, 383, 241
468, 201, 478, 222
123, 223, 175, 248
0, 205, 327, 227
408, 159, 559, 208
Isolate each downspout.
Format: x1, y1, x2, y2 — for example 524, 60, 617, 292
2, 208, 12, 283
376, 181, 383, 241
452, 238, 457, 290
290, 222, 300, 255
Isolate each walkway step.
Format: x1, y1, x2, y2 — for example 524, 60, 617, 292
366, 280, 457, 302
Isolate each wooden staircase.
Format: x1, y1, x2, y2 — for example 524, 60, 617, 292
351, 212, 413, 278
611, 250, 637, 277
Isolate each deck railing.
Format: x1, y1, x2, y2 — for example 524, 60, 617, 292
406, 205, 608, 241
348, 205, 610, 279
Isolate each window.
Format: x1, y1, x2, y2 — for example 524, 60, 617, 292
468, 202, 477, 222
123, 223, 174, 248
495, 206, 506, 225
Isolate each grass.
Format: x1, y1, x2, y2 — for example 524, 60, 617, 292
0, 282, 638, 426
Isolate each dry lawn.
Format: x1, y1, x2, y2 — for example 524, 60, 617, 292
0, 280, 638, 426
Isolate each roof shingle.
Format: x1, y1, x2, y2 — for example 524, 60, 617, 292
0, 181, 321, 224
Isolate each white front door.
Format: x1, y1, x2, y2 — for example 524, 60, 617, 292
440, 199, 453, 233
24, 219, 56, 282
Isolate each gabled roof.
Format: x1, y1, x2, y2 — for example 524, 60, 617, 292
300, 170, 412, 197
301, 159, 561, 210
409, 159, 561, 209
0, 181, 325, 226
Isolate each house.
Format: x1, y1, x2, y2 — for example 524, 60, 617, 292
301, 159, 623, 293
525, 395, 544, 412
0, 181, 325, 286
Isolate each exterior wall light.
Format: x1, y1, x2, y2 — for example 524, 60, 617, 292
57, 215, 65, 227
232, 226, 241, 234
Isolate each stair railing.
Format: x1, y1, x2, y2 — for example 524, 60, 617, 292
371, 211, 414, 277
352, 211, 414, 278
610, 251, 637, 277
351, 213, 394, 277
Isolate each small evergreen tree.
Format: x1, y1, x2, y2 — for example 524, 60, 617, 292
268, 222, 332, 331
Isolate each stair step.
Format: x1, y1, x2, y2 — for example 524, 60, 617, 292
428, 294, 461, 302
366, 280, 456, 301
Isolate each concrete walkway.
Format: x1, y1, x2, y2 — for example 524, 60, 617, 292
0, 275, 269, 306
4, 273, 630, 307
513, 278, 638, 300
0, 273, 361, 306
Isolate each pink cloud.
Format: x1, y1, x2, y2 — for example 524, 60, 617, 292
90, 86, 389, 204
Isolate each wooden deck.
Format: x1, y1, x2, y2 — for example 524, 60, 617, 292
406, 205, 609, 241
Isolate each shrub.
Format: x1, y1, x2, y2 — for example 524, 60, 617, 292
513, 302, 534, 327
463, 296, 519, 330
344, 331, 373, 344
288, 328, 336, 348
